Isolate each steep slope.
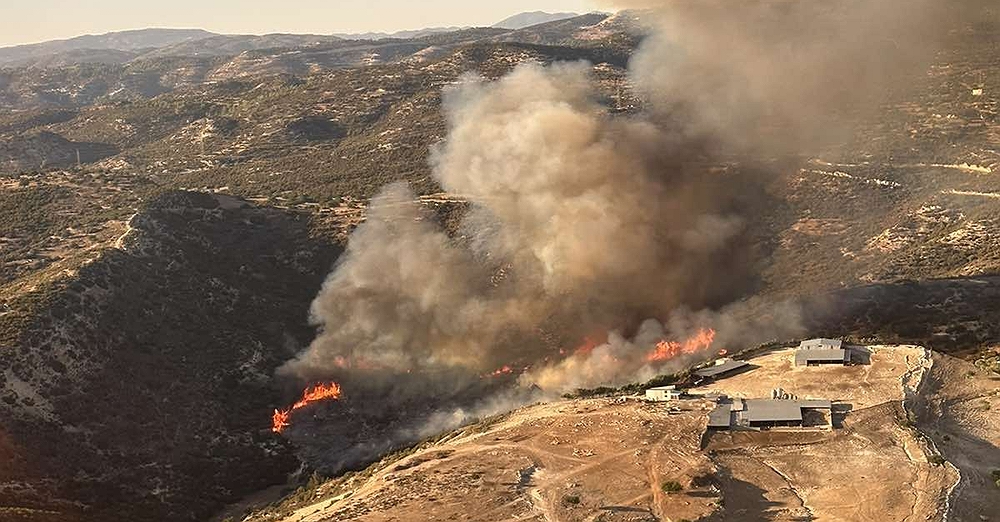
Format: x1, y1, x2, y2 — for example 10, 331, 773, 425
913, 352, 1000, 521
0, 130, 118, 173
0, 191, 341, 521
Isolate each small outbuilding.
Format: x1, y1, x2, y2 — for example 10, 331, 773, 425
645, 385, 683, 402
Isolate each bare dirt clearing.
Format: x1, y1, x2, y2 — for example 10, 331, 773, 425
691, 345, 957, 521
273, 398, 720, 522
691, 345, 926, 409
705, 403, 955, 522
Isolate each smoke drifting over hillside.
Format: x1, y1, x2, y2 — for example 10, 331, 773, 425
280, 0, 946, 398
624, 0, 942, 154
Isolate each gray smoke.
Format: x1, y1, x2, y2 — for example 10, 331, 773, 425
280, 0, 947, 400
622, 0, 943, 155
280, 62, 750, 388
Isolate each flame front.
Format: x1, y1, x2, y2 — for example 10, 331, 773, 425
271, 382, 342, 434
646, 328, 717, 362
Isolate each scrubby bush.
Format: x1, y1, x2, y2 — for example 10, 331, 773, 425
928, 455, 946, 466
661, 481, 683, 493
562, 494, 581, 505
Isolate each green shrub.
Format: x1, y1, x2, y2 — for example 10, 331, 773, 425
661, 480, 683, 493
562, 494, 581, 505
928, 455, 946, 466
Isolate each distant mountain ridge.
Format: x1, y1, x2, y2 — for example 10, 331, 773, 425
0, 28, 215, 66
0, 12, 589, 67
332, 27, 468, 41
492, 11, 581, 29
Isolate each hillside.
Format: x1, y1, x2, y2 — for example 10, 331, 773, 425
0, 191, 341, 521
0, 3, 999, 521
0, 29, 216, 67
236, 345, 998, 522
493, 11, 582, 30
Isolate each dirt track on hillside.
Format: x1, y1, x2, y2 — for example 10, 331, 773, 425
285, 399, 720, 522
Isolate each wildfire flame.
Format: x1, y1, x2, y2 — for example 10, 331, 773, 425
271, 382, 342, 434
646, 328, 717, 362
488, 365, 513, 377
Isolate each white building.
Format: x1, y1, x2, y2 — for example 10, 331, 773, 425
645, 385, 683, 402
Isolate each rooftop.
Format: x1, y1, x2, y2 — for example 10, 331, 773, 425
741, 399, 805, 422
707, 403, 733, 427
708, 398, 832, 427
694, 359, 750, 378
795, 348, 848, 365
799, 338, 843, 350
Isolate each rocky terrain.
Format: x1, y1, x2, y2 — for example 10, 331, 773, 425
1, 4, 999, 521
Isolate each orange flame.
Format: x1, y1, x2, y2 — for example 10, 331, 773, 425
646, 328, 717, 362
272, 409, 291, 433
481, 365, 516, 379
271, 382, 342, 434
490, 365, 513, 376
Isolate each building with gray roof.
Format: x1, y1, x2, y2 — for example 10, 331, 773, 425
707, 397, 833, 430
694, 359, 751, 380
795, 338, 851, 366
707, 403, 733, 428
795, 348, 849, 366
799, 338, 843, 350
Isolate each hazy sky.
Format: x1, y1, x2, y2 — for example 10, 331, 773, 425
0, 1, 603, 47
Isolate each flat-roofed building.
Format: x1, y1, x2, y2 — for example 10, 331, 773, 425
708, 398, 833, 430
795, 348, 849, 366
799, 338, 843, 350
707, 402, 733, 429
645, 385, 683, 402
795, 338, 850, 366
694, 358, 751, 381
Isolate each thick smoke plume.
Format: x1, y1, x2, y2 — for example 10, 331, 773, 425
280, 0, 948, 404
280, 62, 758, 392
